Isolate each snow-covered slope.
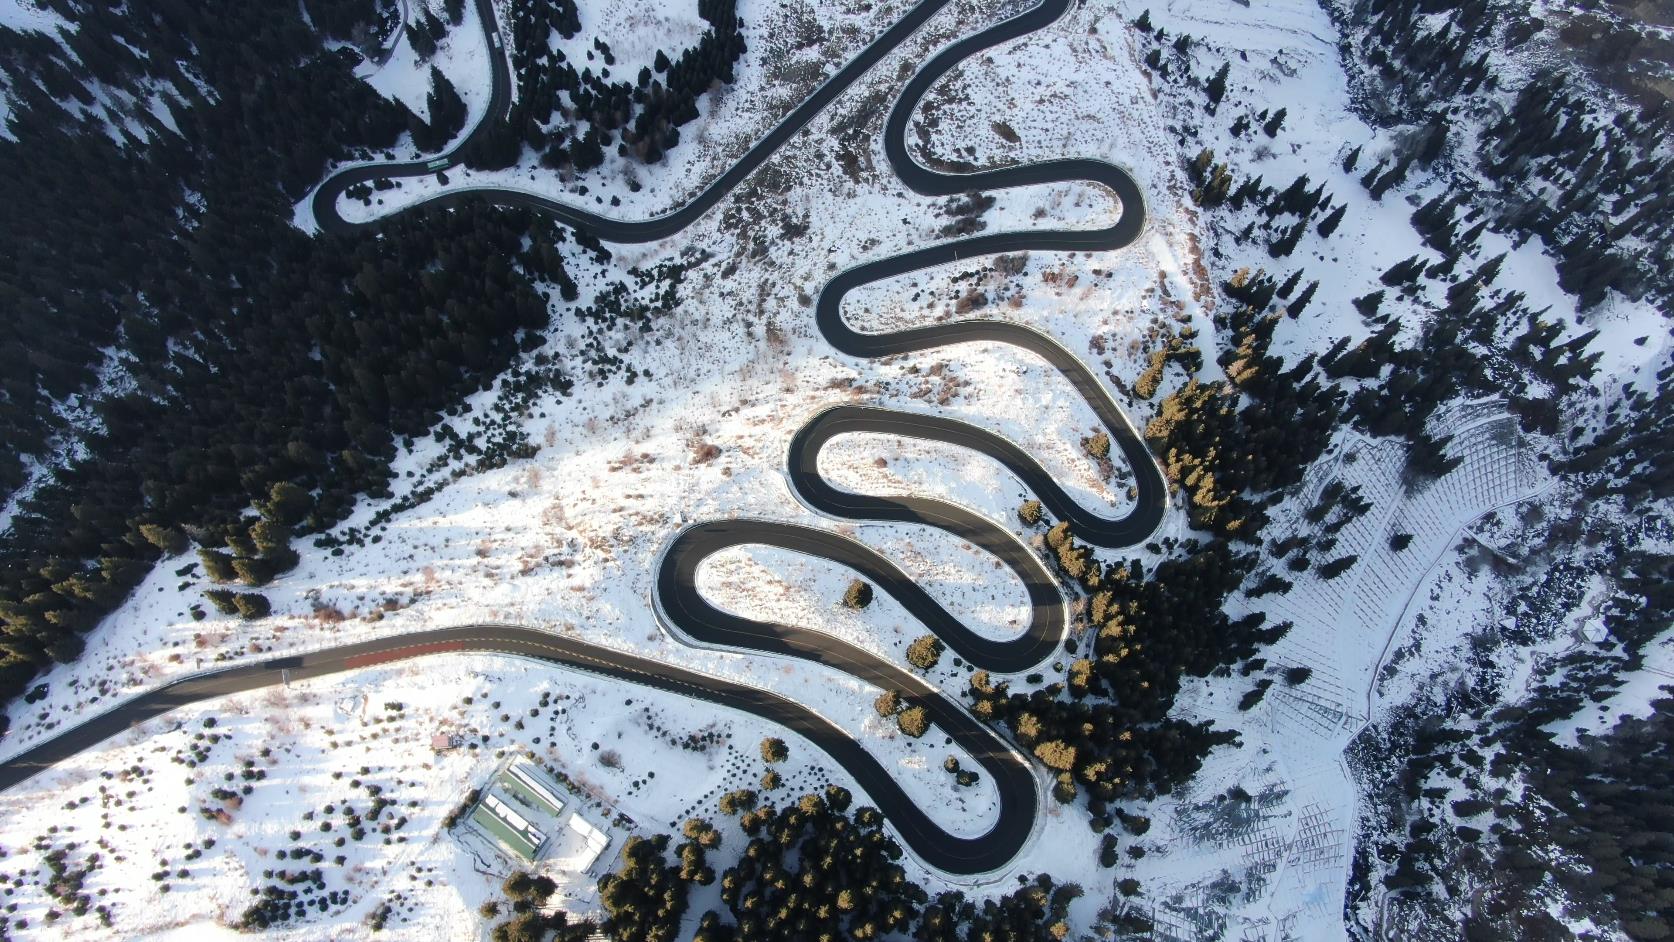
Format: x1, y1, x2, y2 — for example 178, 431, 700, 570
2, 0, 1665, 937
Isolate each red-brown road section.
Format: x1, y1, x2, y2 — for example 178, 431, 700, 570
343, 640, 465, 670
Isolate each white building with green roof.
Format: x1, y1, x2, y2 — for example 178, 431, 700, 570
461, 756, 614, 870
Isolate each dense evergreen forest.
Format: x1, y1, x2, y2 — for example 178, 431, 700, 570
0, 0, 738, 714
1123, 9, 1673, 936
1333, 0, 1674, 312
693, 789, 1102, 942
492, 784, 1147, 942
969, 275, 1344, 821
1328, 0, 1673, 492
463, 0, 745, 172
1354, 546, 1674, 940
1310, 2, 1674, 937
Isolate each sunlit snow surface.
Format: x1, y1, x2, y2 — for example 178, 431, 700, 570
0, 0, 1658, 937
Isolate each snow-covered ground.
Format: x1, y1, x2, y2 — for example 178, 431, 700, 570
2, 0, 1183, 935
3, 0, 1654, 937
361, 0, 495, 141
0, 0, 66, 32
0, 654, 984, 938
1086, 401, 1546, 941
1545, 625, 1674, 747
1090, 0, 1662, 936
314, 0, 932, 226
697, 536, 1032, 655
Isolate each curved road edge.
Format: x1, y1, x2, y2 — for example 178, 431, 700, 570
310, 0, 969, 241
0, 623, 1031, 874
2, 0, 1172, 882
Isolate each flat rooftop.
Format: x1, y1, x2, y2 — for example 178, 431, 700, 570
471, 795, 545, 861
463, 757, 614, 868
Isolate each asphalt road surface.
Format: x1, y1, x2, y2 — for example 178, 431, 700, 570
6, 0, 1165, 877
0, 624, 1033, 873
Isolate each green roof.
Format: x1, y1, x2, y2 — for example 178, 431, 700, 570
500, 774, 563, 818
471, 803, 540, 860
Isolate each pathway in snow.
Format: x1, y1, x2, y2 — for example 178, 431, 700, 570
1145, 402, 1544, 941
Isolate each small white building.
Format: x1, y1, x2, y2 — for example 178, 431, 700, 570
1581, 617, 1608, 644
566, 813, 612, 873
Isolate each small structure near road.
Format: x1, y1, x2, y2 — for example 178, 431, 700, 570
458, 756, 617, 877
564, 813, 610, 873
431, 732, 466, 752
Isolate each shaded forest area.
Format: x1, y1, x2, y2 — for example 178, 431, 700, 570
688, 789, 1103, 942
0, 0, 734, 714
996, 5, 1645, 884
977, 261, 1347, 827
1160, 30, 1606, 480
463, 0, 745, 172
487, 783, 1149, 942
1308, 3, 1674, 937
1136, 8, 1672, 934
1326, 0, 1670, 494
1334, 0, 1674, 312
1354, 545, 1674, 941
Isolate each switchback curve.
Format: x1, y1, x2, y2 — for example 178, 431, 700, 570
0, 625, 1030, 873
652, 0, 1167, 875
5, 0, 1168, 878
312, 0, 964, 240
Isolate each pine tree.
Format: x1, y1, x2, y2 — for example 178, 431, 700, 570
1316, 204, 1346, 237
248, 519, 289, 556
1353, 290, 1386, 318
204, 589, 240, 615
424, 66, 468, 146
198, 548, 238, 583
1034, 740, 1077, 771
1263, 107, 1287, 137
1369, 156, 1413, 199
409, 10, 441, 59
571, 129, 605, 172
896, 706, 929, 738
232, 593, 271, 619
1237, 680, 1272, 710
1267, 219, 1306, 258
1380, 254, 1425, 286
139, 524, 188, 555
1287, 281, 1318, 318
1359, 159, 1385, 191
1017, 499, 1044, 527
1318, 555, 1358, 579
262, 481, 311, 526
717, 789, 757, 815
1206, 62, 1229, 105
873, 690, 903, 718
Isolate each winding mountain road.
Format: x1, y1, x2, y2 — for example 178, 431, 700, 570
4, 0, 1166, 876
